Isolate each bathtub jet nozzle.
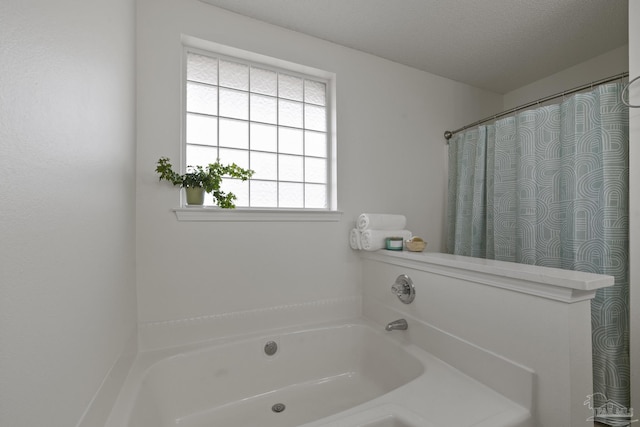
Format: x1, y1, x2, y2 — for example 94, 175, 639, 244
272, 403, 286, 413
264, 341, 278, 356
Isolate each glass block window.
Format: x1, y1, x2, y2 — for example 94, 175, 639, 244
185, 49, 330, 209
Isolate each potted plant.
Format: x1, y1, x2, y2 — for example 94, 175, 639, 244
155, 157, 254, 208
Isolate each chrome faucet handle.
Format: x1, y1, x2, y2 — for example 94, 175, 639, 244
391, 274, 415, 304
391, 282, 406, 297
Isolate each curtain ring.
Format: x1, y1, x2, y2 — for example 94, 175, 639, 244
621, 75, 640, 108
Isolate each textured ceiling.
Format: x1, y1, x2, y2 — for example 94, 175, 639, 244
198, 0, 628, 94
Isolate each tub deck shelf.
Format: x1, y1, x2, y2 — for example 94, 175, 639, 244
361, 250, 613, 302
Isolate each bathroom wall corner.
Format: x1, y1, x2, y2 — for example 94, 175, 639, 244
75, 330, 138, 427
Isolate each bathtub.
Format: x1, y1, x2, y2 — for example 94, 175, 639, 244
106, 319, 531, 427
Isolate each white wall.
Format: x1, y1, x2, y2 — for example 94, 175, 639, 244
629, 0, 640, 418
135, 0, 502, 336
503, 44, 628, 110
0, 1, 137, 426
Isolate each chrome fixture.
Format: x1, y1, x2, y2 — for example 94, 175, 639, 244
445, 71, 631, 141
385, 319, 408, 331
391, 274, 415, 304
622, 74, 640, 108
264, 341, 278, 356
272, 403, 286, 413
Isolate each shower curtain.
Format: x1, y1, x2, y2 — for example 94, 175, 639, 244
447, 83, 629, 416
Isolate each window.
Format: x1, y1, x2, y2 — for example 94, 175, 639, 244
184, 48, 332, 210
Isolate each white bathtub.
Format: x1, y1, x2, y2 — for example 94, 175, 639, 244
106, 319, 531, 427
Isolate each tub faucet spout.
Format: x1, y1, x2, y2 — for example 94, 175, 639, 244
385, 319, 408, 331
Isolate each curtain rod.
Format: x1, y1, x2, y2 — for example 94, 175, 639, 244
443, 71, 629, 141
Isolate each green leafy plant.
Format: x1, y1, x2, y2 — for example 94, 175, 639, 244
155, 156, 254, 208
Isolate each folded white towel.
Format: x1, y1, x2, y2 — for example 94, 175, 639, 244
349, 228, 362, 250
357, 213, 407, 231
360, 229, 412, 251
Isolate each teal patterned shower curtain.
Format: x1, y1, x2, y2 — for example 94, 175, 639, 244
447, 83, 629, 413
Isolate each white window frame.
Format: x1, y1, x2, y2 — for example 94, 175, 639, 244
175, 35, 340, 222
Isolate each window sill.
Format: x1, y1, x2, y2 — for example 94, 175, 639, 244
173, 207, 343, 222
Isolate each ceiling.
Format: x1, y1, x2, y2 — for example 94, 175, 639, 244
199, 0, 628, 94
